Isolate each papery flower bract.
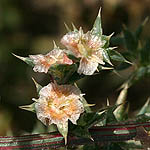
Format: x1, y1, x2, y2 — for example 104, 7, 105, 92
29, 48, 73, 73
61, 28, 105, 75
33, 82, 84, 142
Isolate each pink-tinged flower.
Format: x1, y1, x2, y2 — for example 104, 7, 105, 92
29, 48, 73, 73
33, 82, 84, 128
61, 28, 105, 75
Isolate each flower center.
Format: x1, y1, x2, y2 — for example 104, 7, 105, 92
77, 40, 92, 58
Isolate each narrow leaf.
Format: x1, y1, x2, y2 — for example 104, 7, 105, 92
102, 33, 114, 48
12, 53, 34, 66
91, 8, 102, 36
57, 122, 68, 145
137, 97, 150, 116
32, 78, 43, 95
123, 25, 138, 52
72, 23, 78, 32
140, 40, 150, 65
135, 17, 149, 39
108, 49, 132, 64
53, 40, 58, 49
114, 83, 129, 121
102, 50, 113, 66
110, 36, 124, 46
64, 22, 71, 32
19, 102, 36, 113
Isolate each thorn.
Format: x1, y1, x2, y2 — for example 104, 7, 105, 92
71, 23, 78, 31
98, 7, 102, 17
107, 98, 110, 106
80, 93, 86, 97
125, 60, 133, 65
90, 136, 94, 141
79, 27, 83, 37
142, 17, 149, 26
32, 77, 39, 89
113, 70, 122, 78
19, 103, 35, 112
64, 22, 71, 32
101, 66, 114, 70
84, 103, 95, 107
12, 53, 26, 62
64, 135, 67, 145
32, 98, 38, 102
109, 32, 114, 38
110, 46, 118, 50
53, 41, 58, 49
74, 83, 78, 88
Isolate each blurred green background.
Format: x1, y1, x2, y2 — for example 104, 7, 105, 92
0, 0, 150, 135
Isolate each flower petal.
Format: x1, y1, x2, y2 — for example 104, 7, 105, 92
61, 32, 81, 57
39, 83, 52, 98
53, 83, 81, 97
35, 98, 52, 126
29, 49, 73, 73
91, 50, 105, 65
29, 54, 54, 73
78, 58, 98, 75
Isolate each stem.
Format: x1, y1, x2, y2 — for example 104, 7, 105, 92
0, 122, 150, 149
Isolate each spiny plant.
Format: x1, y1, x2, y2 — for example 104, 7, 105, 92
1, 8, 150, 150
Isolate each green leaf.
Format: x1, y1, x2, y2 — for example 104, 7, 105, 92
140, 40, 150, 65
91, 8, 102, 37
102, 143, 124, 150
119, 141, 143, 150
108, 49, 132, 64
57, 122, 68, 145
70, 124, 91, 139
19, 102, 36, 113
120, 67, 147, 89
110, 36, 124, 46
135, 114, 150, 131
68, 71, 85, 84
49, 64, 78, 84
102, 49, 113, 66
12, 53, 34, 67
64, 22, 71, 32
114, 83, 129, 121
123, 25, 138, 52
77, 111, 106, 128
32, 78, 42, 95
137, 97, 150, 116
102, 33, 114, 48
135, 17, 149, 39
83, 144, 99, 150
98, 65, 113, 71
72, 23, 78, 32
116, 63, 131, 71
80, 96, 93, 113
96, 104, 121, 126
136, 113, 150, 123
134, 66, 147, 80
147, 65, 150, 75
104, 104, 119, 125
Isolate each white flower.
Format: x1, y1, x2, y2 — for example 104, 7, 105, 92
34, 82, 84, 127
61, 28, 105, 75
29, 48, 73, 73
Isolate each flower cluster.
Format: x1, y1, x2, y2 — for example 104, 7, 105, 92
33, 82, 84, 127
29, 48, 73, 73
61, 28, 105, 75
15, 9, 116, 144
